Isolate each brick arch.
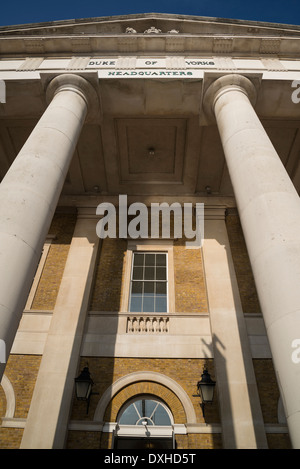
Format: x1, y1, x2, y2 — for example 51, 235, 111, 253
93, 371, 197, 424
104, 382, 184, 423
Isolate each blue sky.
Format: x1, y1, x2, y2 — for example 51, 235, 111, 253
0, 0, 300, 27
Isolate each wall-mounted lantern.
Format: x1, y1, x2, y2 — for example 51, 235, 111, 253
194, 365, 216, 418
74, 366, 98, 414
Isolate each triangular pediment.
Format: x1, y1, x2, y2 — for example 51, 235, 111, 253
0, 13, 300, 58
1, 12, 300, 37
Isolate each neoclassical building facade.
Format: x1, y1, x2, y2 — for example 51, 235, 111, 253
0, 13, 300, 449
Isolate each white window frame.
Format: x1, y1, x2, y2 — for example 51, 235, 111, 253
129, 251, 168, 314
117, 395, 174, 427
121, 240, 175, 314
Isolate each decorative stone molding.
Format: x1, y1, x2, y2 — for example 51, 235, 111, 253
67, 56, 91, 70
125, 26, 180, 35
117, 36, 138, 52
213, 37, 233, 54
213, 57, 236, 71
144, 26, 162, 34
23, 39, 45, 54
46, 73, 94, 108
166, 37, 185, 52
125, 27, 137, 34
71, 38, 91, 53
260, 58, 287, 71
203, 74, 257, 122
45, 73, 100, 122
17, 57, 43, 71
260, 38, 281, 54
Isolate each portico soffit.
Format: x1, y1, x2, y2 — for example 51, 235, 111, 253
1, 68, 300, 201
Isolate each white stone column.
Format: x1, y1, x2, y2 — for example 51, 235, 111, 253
204, 74, 300, 448
202, 208, 267, 449
20, 213, 99, 449
0, 74, 97, 381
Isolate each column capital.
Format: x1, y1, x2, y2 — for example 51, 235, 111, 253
45, 73, 100, 120
203, 74, 257, 122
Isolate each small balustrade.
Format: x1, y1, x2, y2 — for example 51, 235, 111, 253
127, 315, 169, 334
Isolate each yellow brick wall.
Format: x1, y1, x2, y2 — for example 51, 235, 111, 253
0, 355, 41, 449
173, 239, 208, 313
253, 359, 280, 423
89, 236, 208, 314
67, 430, 101, 449
253, 359, 291, 449
89, 238, 127, 311
183, 433, 222, 449
226, 209, 261, 314
31, 212, 76, 310
266, 433, 291, 449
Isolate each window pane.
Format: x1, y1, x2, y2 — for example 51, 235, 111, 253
145, 399, 157, 417
144, 281, 155, 294
119, 404, 139, 425
155, 296, 167, 313
143, 296, 155, 312
144, 267, 155, 280
130, 296, 142, 312
134, 400, 143, 417
156, 282, 166, 295
132, 266, 143, 280
153, 404, 171, 425
145, 253, 155, 266
156, 266, 166, 280
131, 281, 143, 294
134, 253, 144, 266
156, 254, 166, 266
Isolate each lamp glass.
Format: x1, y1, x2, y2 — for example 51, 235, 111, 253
197, 368, 216, 404
75, 366, 93, 401
198, 382, 215, 403
76, 381, 92, 400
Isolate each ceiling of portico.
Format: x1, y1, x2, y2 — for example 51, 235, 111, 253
0, 14, 300, 203
1, 75, 300, 202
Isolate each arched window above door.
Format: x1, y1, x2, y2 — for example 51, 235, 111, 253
117, 396, 173, 426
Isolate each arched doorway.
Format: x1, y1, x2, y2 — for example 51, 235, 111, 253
113, 395, 175, 449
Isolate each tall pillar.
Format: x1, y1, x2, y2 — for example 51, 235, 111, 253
204, 74, 300, 448
0, 74, 97, 381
